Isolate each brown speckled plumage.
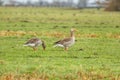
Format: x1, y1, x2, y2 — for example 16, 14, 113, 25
54, 29, 75, 51
24, 38, 46, 51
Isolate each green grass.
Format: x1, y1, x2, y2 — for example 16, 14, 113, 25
0, 7, 120, 80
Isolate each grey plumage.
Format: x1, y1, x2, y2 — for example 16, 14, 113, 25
54, 29, 76, 51
24, 38, 46, 51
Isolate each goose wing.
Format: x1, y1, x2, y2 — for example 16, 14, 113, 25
25, 38, 40, 44
54, 37, 71, 45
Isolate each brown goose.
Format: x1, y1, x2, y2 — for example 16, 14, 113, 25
24, 38, 46, 51
53, 28, 76, 51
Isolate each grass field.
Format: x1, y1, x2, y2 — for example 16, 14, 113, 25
0, 7, 120, 80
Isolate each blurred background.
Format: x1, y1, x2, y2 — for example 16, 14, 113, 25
0, 0, 120, 11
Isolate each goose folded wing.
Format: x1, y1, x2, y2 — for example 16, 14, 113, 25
54, 37, 71, 44
25, 38, 39, 44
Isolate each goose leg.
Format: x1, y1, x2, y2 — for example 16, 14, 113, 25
33, 47, 37, 51
65, 47, 68, 51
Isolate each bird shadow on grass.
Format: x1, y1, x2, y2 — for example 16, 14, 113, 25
27, 55, 80, 59
45, 48, 84, 52
26, 55, 98, 59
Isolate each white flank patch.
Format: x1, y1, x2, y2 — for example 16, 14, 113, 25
53, 44, 64, 48
23, 43, 35, 47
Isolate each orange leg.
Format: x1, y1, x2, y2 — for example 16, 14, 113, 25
64, 47, 68, 51
33, 47, 37, 51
